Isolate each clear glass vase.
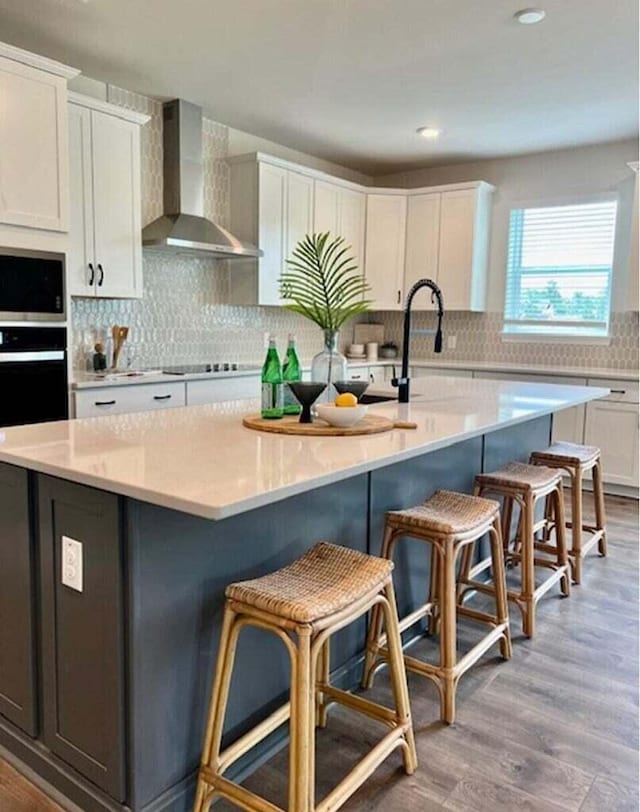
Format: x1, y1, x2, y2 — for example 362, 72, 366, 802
311, 329, 348, 402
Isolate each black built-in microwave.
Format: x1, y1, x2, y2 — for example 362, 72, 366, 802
0, 248, 65, 321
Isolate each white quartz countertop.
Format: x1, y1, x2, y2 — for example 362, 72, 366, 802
70, 359, 637, 389
0, 377, 607, 521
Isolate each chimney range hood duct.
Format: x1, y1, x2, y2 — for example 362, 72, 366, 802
142, 99, 261, 258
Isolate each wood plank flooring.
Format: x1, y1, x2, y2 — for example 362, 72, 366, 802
1, 495, 637, 811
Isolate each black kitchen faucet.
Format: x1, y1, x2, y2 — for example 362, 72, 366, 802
391, 278, 444, 403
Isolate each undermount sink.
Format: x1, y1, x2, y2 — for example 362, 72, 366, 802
359, 394, 397, 405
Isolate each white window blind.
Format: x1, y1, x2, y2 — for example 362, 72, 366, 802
503, 199, 618, 337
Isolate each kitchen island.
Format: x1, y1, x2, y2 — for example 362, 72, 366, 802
0, 377, 607, 812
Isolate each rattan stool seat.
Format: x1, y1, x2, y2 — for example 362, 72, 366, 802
226, 542, 393, 625
387, 489, 499, 536
530, 441, 600, 467
476, 461, 561, 492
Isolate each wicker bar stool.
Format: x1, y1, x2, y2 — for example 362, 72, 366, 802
362, 490, 512, 725
193, 542, 417, 812
459, 462, 571, 639
530, 442, 607, 584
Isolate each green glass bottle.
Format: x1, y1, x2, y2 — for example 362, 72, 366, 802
282, 333, 302, 415
261, 335, 284, 419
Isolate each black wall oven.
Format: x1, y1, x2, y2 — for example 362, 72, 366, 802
0, 248, 65, 321
0, 327, 68, 427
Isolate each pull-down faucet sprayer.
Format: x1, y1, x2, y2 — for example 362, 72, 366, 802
391, 279, 444, 403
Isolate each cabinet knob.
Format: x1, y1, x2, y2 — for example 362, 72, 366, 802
88, 263, 95, 286
153, 394, 172, 401
397, 290, 401, 305
94, 399, 116, 406
97, 264, 105, 287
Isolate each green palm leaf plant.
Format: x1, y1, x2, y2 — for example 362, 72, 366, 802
280, 232, 372, 330
280, 232, 372, 401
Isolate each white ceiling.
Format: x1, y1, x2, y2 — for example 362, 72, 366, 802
0, 0, 637, 173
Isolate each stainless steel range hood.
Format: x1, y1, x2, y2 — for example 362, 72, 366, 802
142, 99, 261, 258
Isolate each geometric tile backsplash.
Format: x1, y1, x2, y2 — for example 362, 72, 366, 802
71, 86, 639, 373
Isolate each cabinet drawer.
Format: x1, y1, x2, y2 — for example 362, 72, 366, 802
75, 382, 186, 417
587, 378, 639, 404
186, 375, 260, 405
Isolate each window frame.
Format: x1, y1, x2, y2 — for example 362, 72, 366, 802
501, 194, 619, 342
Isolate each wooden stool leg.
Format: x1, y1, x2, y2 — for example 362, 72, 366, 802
439, 541, 458, 724
501, 495, 514, 556
521, 495, 536, 638
542, 493, 554, 543
289, 627, 314, 812
316, 639, 330, 728
489, 518, 512, 660
429, 544, 441, 634
381, 582, 418, 774
571, 468, 584, 584
456, 541, 473, 606
194, 605, 241, 812
362, 524, 395, 688
593, 458, 608, 556
553, 485, 571, 597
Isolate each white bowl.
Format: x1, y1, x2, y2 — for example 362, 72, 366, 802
315, 403, 368, 428
349, 343, 365, 355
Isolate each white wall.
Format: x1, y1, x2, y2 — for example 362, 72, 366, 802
375, 138, 639, 312
227, 126, 372, 186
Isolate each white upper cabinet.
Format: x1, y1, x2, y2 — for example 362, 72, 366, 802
229, 152, 493, 311
364, 182, 493, 311
229, 157, 315, 305
404, 193, 441, 310
313, 181, 366, 270
68, 95, 148, 298
437, 186, 492, 311
0, 45, 78, 232
364, 194, 407, 310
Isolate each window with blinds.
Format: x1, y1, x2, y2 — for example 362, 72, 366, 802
503, 199, 618, 337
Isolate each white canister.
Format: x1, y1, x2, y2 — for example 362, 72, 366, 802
366, 342, 378, 361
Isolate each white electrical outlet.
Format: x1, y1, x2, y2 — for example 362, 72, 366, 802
447, 335, 457, 350
61, 536, 83, 592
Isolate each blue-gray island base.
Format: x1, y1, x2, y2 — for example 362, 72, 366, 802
0, 415, 552, 812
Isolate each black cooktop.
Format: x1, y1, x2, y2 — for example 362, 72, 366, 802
163, 363, 243, 375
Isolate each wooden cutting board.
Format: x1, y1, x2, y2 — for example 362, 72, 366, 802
243, 413, 395, 436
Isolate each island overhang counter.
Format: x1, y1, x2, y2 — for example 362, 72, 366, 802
0, 377, 607, 812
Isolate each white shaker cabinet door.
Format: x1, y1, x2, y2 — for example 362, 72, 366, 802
585, 399, 639, 487
68, 104, 95, 295
286, 171, 314, 265
313, 180, 340, 235
404, 193, 441, 310
257, 162, 287, 306
339, 188, 366, 272
91, 110, 143, 298
0, 57, 69, 232
364, 194, 407, 310
437, 188, 477, 311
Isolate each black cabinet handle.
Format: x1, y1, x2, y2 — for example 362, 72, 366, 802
97, 264, 104, 286
397, 290, 401, 305
94, 399, 116, 406
610, 389, 626, 394
153, 394, 172, 401
88, 263, 95, 286
351, 375, 362, 380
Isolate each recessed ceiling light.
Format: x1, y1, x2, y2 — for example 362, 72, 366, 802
514, 8, 546, 24
416, 126, 440, 139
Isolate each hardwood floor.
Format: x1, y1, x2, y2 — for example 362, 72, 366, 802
1, 495, 637, 811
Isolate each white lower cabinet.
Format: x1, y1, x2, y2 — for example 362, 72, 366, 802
186, 376, 260, 405
75, 382, 186, 418
584, 379, 639, 488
